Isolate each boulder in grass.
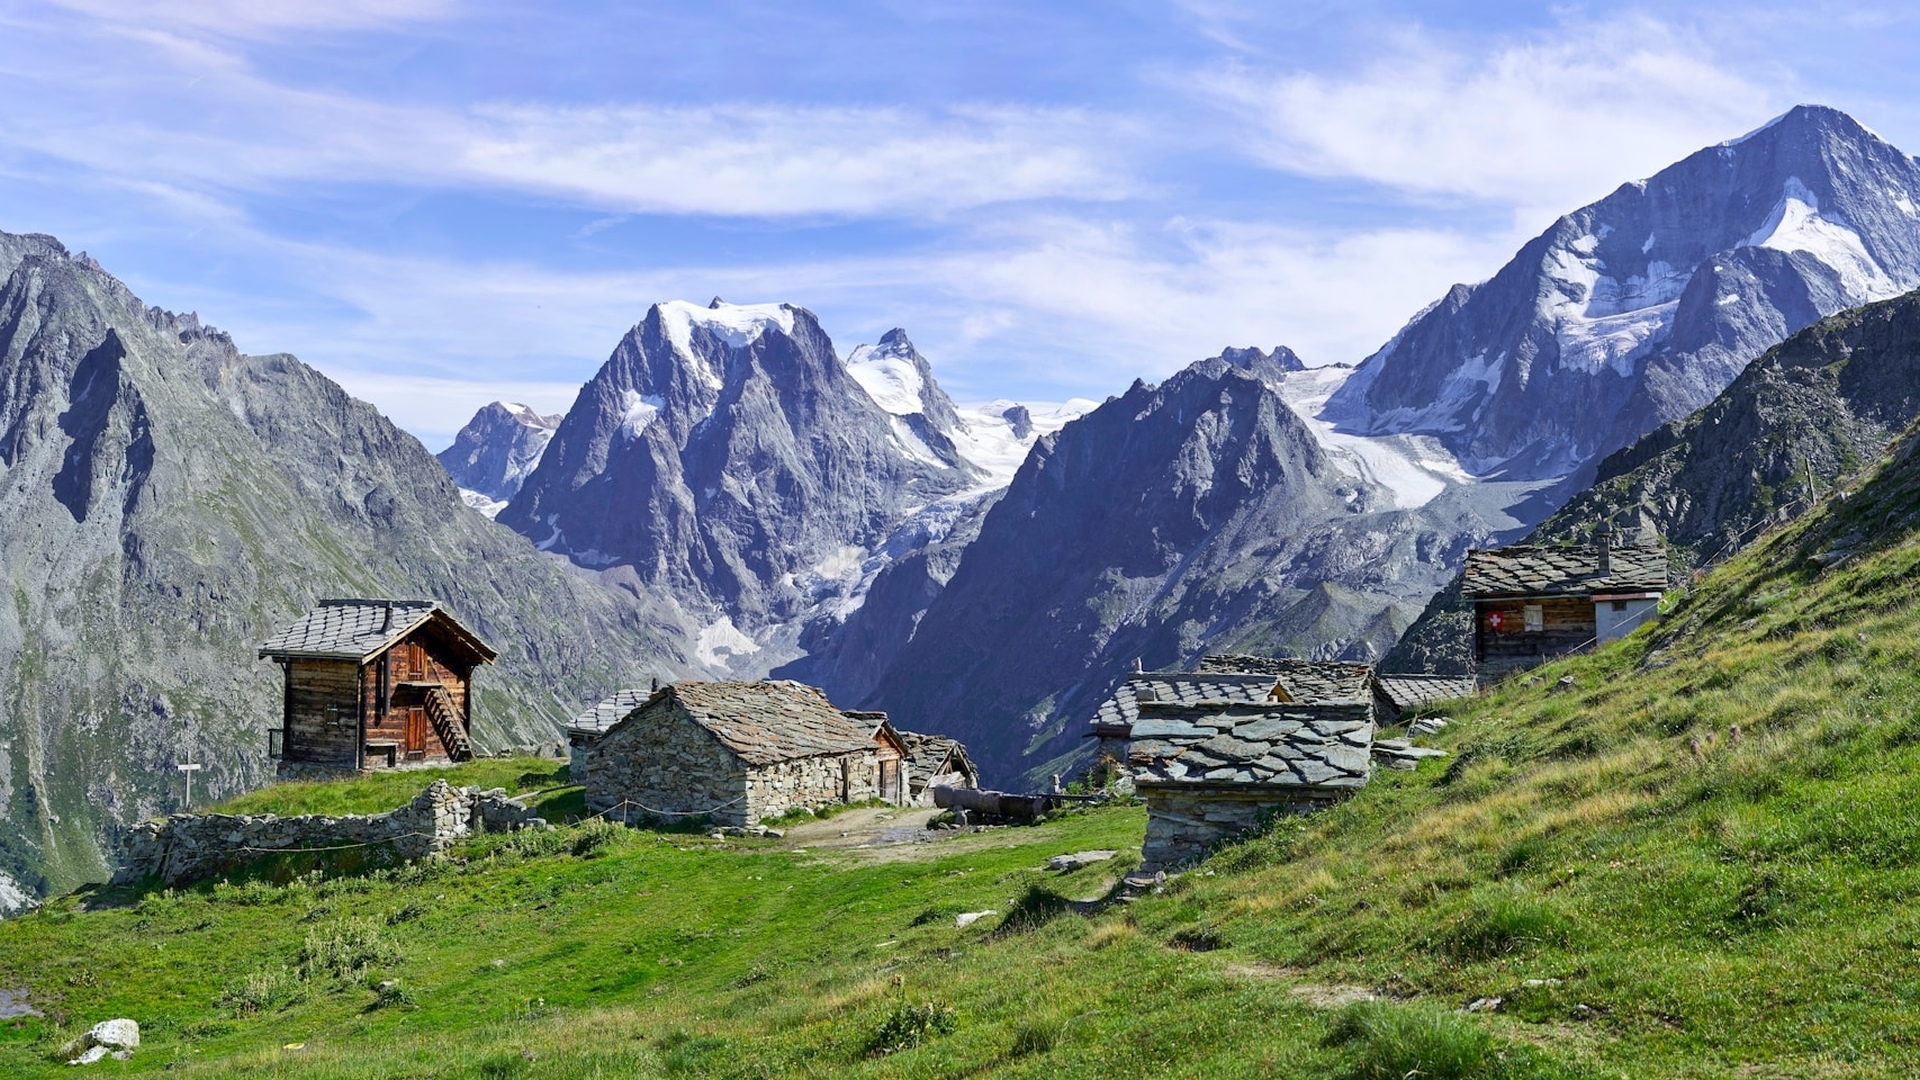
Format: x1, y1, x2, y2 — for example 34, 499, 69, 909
65, 1019, 138, 1064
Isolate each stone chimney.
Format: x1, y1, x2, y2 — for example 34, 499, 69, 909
1596, 526, 1613, 578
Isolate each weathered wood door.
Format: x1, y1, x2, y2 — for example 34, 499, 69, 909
405, 707, 428, 757
880, 760, 900, 804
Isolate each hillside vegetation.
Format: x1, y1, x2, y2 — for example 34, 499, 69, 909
4, 423, 1920, 1077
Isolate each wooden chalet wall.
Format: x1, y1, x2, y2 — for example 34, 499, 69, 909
1474, 596, 1594, 670
283, 659, 363, 769
362, 635, 473, 764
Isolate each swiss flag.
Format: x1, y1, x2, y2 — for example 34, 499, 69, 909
1488, 611, 1504, 630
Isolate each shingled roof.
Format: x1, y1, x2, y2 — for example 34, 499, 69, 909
570, 688, 659, 739
608, 681, 892, 766
1460, 544, 1668, 598
1198, 655, 1374, 704
1091, 673, 1281, 734
257, 599, 495, 665
1128, 702, 1372, 790
1376, 674, 1477, 712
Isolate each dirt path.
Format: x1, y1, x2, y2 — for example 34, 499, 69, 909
773, 806, 1061, 865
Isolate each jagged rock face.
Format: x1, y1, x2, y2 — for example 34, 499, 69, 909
857, 357, 1523, 784
1535, 286, 1920, 554
499, 303, 982, 669
437, 402, 563, 513
0, 231, 691, 906
1214, 345, 1308, 376
1329, 105, 1920, 478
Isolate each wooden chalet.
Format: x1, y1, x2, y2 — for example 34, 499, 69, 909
259, 599, 496, 777
1462, 537, 1668, 676
580, 681, 910, 827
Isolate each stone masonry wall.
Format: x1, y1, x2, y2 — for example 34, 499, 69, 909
113, 780, 548, 887
1139, 784, 1343, 869
743, 750, 879, 822
583, 702, 750, 826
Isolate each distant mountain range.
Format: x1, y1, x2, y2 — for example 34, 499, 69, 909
9, 104, 1920, 908
1329, 105, 1920, 480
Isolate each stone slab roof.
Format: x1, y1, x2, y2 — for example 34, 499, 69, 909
1198, 655, 1374, 705
1091, 673, 1280, 732
626, 681, 882, 767
570, 688, 660, 738
1376, 674, 1477, 712
1129, 702, 1372, 790
1461, 544, 1668, 598
258, 599, 495, 665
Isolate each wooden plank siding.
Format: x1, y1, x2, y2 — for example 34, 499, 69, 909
1475, 596, 1596, 668
285, 659, 363, 767
362, 641, 471, 762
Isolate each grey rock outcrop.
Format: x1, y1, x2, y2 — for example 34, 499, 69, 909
437, 402, 562, 514
0, 230, 691, 904
1328, 105, 1920, 479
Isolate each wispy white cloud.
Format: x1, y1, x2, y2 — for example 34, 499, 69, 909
0, 15, 1136, 220
46, 0, 456, 39
1194, 15, 1782, 220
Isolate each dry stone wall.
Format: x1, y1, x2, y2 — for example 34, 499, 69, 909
114, 780, 547, 887
743, 750, 879, 822
1139, 786, 1342, 868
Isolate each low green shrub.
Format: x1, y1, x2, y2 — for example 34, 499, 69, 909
869, 999, 958, 1055
300, 917, 403, 982
1327, 1001, 1494, 1080
1440, 891, 1573, 960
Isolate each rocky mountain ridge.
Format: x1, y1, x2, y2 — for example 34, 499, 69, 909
437, 402, 563, 516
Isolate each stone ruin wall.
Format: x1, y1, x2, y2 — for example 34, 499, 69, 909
1139, 785, 1343, 868
743, 750, 880, 822
114, 779, 548, 887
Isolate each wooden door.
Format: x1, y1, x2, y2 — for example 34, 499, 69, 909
405, 707, 428, 757
881, 760, 900, 804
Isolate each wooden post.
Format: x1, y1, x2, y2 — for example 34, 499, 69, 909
176, 748, 204, 809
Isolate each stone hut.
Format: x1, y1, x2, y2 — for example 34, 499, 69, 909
1129, 693, 1373, 869
580, 681, 908, 827
259, 599, 495, 778
893, 730, 980, 805
1462, 537, 1668, 676
1086, 656, 1385, 868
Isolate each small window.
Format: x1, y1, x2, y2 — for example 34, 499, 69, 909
1524, 604, 1544, 632
1611, 600, 1629, 612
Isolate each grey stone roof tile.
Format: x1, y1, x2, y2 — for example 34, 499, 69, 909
1461, 544, 1668, 598
1128, 702, 1373, 791
1197, 655, 1375, 704
258, 599, 484, 662
605, 681, 885, 766
1375, 675, 1477, 711
569, 688, 660, 737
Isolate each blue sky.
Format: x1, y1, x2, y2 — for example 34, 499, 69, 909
2, 1, 1917, 447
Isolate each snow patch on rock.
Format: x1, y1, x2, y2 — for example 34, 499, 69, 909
1745, 177, 1901, 298
696, 617, 761, 668
846, 342, 927, 416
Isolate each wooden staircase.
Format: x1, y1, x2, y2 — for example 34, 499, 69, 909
423, 685, 474, 762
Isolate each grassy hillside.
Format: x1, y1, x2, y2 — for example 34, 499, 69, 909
4, 425, 1920, 1077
